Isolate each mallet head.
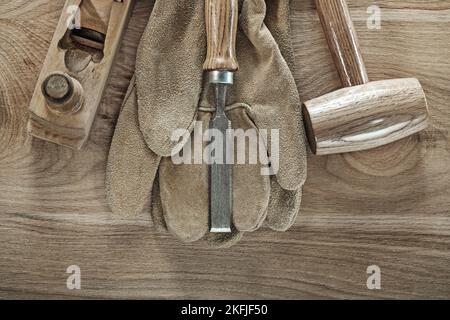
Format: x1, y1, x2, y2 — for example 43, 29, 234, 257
303, 78, 429, 155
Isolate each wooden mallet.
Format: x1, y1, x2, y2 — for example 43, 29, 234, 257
302, 0, 429, 156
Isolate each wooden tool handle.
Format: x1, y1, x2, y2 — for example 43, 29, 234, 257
203, 0, 239, 71
316, 0, 369, 87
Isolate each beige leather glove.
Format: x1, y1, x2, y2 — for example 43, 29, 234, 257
106, 0, 307, 247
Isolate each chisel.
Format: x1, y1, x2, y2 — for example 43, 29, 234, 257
203, 0, 239, 233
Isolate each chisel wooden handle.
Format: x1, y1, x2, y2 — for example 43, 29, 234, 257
203, 0, 239, 72
315, 0, 369, 87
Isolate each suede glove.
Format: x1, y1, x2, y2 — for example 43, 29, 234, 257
106, 0, 307, 247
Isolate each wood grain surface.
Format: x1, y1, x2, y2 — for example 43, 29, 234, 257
0, 0, 449, 299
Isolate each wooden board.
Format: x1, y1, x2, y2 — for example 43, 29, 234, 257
0, 0, 449, 299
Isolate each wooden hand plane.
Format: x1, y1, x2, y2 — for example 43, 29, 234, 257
27, 0, 134, 149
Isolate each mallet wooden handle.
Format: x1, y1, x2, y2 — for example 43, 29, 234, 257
316, 0, 369, 87
203, 0, 239, 72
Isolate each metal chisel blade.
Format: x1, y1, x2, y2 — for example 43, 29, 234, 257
210, 84, 232, 233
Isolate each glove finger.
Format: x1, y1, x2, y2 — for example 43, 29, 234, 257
106, 77, 161, 217
264, 0, 296, 71
201, 227, 244, 249
158, 112, 211, 242
227, 105, 270, 231
136, 0, 205, 157
265, 178, 302, 231
152, 166, 243, 247
233, 0, 307, 191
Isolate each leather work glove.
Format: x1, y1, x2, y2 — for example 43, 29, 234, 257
106, 0, 307, 247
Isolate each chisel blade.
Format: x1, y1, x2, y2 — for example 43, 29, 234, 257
210, 83, 233, 233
